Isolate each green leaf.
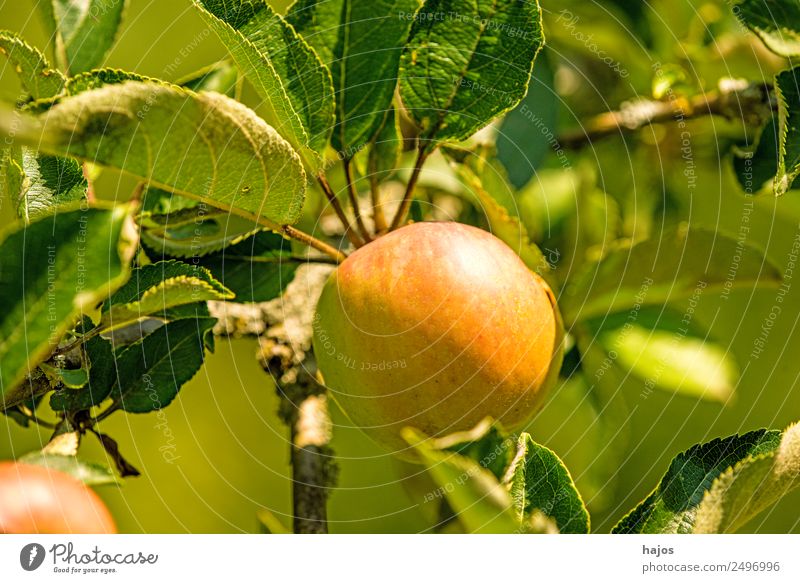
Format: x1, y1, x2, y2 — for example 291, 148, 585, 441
176, 61, 239, 97
613, 429, 781, 533
0, 33, 87, 220
193, 0, 334, 170
734, 0, 800, 57
775, 66, 800, 195
39, 362, 89, 389
17, 150, 87, 221
0, 149, 25, 207
504, 433, 590, 534
1, 81, 307, 227
496, 49, 557, 189
19, 452, 119, 486
564, 226, 783, 322
287, 0, 420, 154
0, 31, 65, 99
590, 307, 739, 403
101, 260, 233, 329
61, 68, 147, 96
367, 107, 402, 183
37, 0, 127, 74
139, 206, 261, 258
403, 427, 521, 533
112, 317, 216, 413
440, 419, 514, 481
732, 116, 791, 195
50, 332, 116, 412
0, 206, 134, 409
400, 0, 544, 146
695, 422, 800, 533
187, 231, 298, 303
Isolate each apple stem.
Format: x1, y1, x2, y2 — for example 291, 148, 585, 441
368, 173, 388, 235
316, 173, 365, 248
389, 144, 430, 231
282, 225, 347, 263
342, 158, 373, 243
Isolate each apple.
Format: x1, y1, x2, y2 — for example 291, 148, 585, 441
313, 221, 563, 454
0, 462, 117, 533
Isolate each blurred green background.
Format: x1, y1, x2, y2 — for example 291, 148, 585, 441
1, 0, 799, 533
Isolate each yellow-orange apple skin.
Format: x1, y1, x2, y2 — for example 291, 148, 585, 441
313, 221, 563, 454
0, 462, 117, 534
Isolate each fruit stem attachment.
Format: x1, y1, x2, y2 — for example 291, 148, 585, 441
282, 225, 347, 264
389, 144, 430, 231
316, 173, 365, 248
369, 173, 388, 235
342, 158, 372, 243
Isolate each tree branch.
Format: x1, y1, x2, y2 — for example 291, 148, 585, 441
210, 265, 338, 534
558, 80, 775, 150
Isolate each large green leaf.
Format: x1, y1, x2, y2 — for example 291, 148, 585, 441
403, 427, 521, 533
0, 81, 307, 227
734, 0, 800, 57
0, 31, 65, 99
504, 433, 590, 534
775, 66, 800, 195
564, 227, 782, 322
0, 206, 134, 409
287, 0, 420, 154
613, 429, 782, 533
111, 317, 217, 413
193, 0, 334, 170
694, 422, 800, 533
400, 0, 543, 146
37, 0, 127, 74
101, 260, 233, 330
590, 307, 739, 403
